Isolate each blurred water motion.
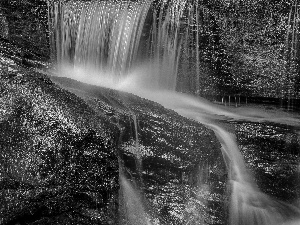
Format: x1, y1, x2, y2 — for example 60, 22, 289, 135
47, 0, 300, 224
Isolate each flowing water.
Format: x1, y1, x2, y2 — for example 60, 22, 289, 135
116, 75, 300, 225
47, 0, 300, 224
119, 172, 152, 225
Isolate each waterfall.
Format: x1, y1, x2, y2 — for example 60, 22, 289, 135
47, 0, 187, 89
47, 0, 300, 224
48, 0, 152, 75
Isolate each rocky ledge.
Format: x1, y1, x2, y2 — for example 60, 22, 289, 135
0, 39, 226, 224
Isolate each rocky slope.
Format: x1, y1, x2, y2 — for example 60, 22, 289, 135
0, 38, 226, 224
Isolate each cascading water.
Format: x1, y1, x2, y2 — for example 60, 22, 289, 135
117, 82, 300, 225
132, 114, 143, 177
48, 0, 152, 74
47, 0, 185, 89
119, 171, 151, 225
47, 0, 300, 224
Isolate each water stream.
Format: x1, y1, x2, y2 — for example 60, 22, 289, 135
47, 1, 300, 224
116, 75, 300, 225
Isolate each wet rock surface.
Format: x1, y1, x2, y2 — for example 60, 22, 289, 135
0, 39, 227, 224
0, 1, 299, 224
234, 121, 300, 204
1, 35, 300, 224
51, 75, 228, 225
0, 0, 49, 59
0, 48, 119, 224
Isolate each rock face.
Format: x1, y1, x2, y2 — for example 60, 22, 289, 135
2, 32, 299, 224
0, 0, 49, 59
234, 121, 300, 203
0, 47, 120, 224
1, 1, 299, 223
0, 38, 227, 224
0, 10, 8, 39
50, 77, 228, 224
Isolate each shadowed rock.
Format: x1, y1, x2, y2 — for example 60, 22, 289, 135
0, 54, 120, 224
0, 38, 227, 224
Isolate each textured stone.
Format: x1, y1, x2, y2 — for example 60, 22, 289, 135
0, 37, 226, 224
